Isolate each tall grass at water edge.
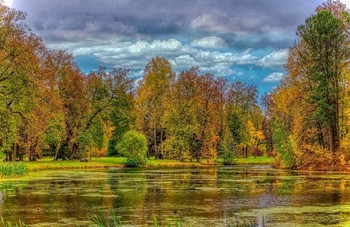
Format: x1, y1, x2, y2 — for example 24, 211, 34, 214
0, 162, 28, 178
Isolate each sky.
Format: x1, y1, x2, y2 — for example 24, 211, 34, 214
8, 0, 339, 95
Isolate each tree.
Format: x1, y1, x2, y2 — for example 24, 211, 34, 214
194, 74, 222, 162
266, 1, 350, 170
162, 67, 199, 161
107, 68, 135, 156
225, 82, 258, 157
135, 57, 174, 159
297, 10, 349, 152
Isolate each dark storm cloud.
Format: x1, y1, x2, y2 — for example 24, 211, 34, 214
14, 0, 322, 47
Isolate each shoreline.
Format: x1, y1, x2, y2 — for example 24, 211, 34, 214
0, 156, 274, 180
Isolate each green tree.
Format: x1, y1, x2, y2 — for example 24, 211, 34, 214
297, 10, 350, 152
107, 68, 135, 156
225, 82, 258, 157
220, 127, 236, 165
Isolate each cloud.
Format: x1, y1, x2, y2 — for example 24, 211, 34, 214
258, 49, 289, 69
170, 55, 198, 66
191, 36, 226, 48
262, 72, 284, 82
49, 36, 258, 78
15, 0, 321, 48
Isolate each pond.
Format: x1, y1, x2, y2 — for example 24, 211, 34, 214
0, 165, 350, 226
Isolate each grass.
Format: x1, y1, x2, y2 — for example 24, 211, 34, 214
0, 217, 26, 227
0, 211, 263, 227
91, 210, 122, 227
217, 156, 274, 165
145, 158, 210, 168
0, 155, 274, 178
0, 162, 28, 178
24, 157, 126, 172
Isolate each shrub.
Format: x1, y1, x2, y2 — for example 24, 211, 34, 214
116, 130, 147, 167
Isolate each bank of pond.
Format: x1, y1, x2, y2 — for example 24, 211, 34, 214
0, 156, 274, 178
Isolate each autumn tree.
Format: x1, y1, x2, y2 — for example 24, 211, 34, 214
136, 57, 175, 159
162, 67, 199, 160
193, 74, 222, 162
0, 4, 51, 161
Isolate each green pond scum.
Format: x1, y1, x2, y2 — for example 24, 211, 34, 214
0, 166, 349, 226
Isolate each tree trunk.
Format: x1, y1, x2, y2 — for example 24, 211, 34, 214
154, 127, 157, 159
54, 142, 61, 161
329, 125, 335, 153
254, 139, 261, 158
13, 143, 17, 161
159, 129, 163, 159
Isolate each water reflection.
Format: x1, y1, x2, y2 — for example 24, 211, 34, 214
1, 167, 350, 225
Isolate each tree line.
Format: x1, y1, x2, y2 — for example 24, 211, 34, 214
0, 3, 263, 163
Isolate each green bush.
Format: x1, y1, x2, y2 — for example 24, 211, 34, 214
0, 162, 28, 178
116, 130, 148, 167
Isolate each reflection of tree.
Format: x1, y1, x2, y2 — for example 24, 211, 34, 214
108, 168, 147, 225
3, 168, 350, 226
146, 168, 221, 224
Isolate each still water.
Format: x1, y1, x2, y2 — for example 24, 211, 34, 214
1, 165, 350, 226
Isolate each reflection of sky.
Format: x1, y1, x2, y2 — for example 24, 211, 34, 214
1, 167, 350, 225
12, 0, 326, 96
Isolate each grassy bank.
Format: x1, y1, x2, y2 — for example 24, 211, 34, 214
25, 157, 213, 171
229, 156, 274, 165
25, 157, 126, 172
0, 156, 274, 176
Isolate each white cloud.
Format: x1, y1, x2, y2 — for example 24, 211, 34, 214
49, 37, 262, 78
191, 36, 226, 48
149, 38, 182, 51
170, 55, 198, 66
259, 49, 289, 69
262, 72, 284, 83
194, 50, 257, 65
